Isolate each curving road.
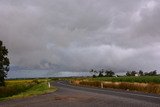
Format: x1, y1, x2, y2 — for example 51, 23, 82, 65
0, 81, 160, 107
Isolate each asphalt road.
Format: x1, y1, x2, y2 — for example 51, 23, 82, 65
0, 81, 160, 107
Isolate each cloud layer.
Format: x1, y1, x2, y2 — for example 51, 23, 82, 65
1, 0, 160, 73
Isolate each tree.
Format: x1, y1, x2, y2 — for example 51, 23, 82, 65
139, 70, 143, 76
152, 70, 157, 76
105, 70, 115, 77
144, 70, 157, 76
144, 72, 149, 76
98, 69, 104, 77
90, 69, 98, 78
148, 70, 157, 76
126, 71, 131, 76
89, 69, 94, 74
126, 71, 137, 76
131, 71, 137, 76
0, 40, 10, 86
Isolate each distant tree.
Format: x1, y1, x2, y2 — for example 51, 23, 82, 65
131, 71, 137, 76
93, 70, 98, 78
90, 69, 98, 78
92, 75, 96, 78
90, 69, 115, 77
98, 72, 103, 77
89, 69, 94, 74
105, 70, 109, 76
101, 69, 104, 73
144, 70, 157, 76
126, 71, 131, 76
0, 40, 10, 86
144, 72, 149, 76
152, 70, 157, 76
93, 70, 98, 74
109, 70, 115, 77
98, 69, 104, 77
139, 70, 143, 76
105, 70, 115, 77
148, 70, 157, 76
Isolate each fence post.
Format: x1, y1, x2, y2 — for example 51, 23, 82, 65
48, 82, 51, 88
101, 82, 103, 88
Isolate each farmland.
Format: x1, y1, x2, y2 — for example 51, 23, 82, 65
71, 76, 160, 94
89, 76, 160, 83
0, 79, 56, 101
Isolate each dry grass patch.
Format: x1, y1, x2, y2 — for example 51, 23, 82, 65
71, 80, 160, 94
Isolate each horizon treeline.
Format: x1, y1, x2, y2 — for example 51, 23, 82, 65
90, 69, 158, 78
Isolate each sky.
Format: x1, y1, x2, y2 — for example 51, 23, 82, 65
1, 0, 160, 73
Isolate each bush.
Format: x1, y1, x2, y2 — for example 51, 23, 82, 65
0, 81, 36, 98
92, 75, 96, 78
32, 79, 40, 84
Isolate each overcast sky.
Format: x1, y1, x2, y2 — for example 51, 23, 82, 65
1, 0, 160, 73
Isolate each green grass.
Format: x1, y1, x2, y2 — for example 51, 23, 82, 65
0, 79, 57, 101
8, 82, 56, 99
89, 76, 160, 83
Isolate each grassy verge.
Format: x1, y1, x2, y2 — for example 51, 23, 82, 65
0, 79, 57, 101
71, 76, 160, 94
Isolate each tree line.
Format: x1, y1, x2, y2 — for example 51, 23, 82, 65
126, 70, 157, 76
90, 69, 158, 78
90, 69, 115, 77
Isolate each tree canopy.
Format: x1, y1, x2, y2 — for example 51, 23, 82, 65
0, 40, 10, 86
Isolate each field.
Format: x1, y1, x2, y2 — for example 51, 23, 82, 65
71, 76, 160, 94
0, 79, 57, 101
89, 76, 160, 83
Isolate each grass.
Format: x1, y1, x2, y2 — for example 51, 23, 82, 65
75, 81, 160, 94
71, 76, 160, 94
88, 76, 160, 83
0, 79, 57, 101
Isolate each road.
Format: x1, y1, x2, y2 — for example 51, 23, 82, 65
0, 81, 160, 107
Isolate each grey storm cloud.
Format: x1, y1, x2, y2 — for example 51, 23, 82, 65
1, 0, 160, 72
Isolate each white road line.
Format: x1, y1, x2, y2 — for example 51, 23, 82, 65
57, 81, 160, 99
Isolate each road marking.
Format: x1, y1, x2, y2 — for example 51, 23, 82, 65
57, 81, 160, 99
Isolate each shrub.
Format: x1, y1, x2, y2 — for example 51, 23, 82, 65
32, 79, 40, 84
0, 81, 36, 98
92, 75, 96, 78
